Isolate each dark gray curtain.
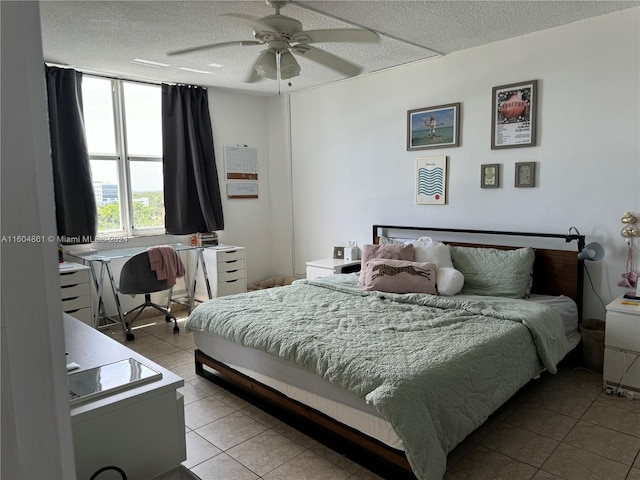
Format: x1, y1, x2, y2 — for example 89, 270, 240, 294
162, 84, 224, 234
45, 65, 97, 243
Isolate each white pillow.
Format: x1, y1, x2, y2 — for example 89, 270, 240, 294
412, 237, 452, 267
379, 236, 463, 295
435, 267, 465, 296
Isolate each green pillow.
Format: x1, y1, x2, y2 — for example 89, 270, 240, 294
449, 246, 535, 298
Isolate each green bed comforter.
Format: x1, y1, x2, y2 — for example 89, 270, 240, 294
186, 274, 570, 480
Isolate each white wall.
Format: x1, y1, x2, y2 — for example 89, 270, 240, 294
208, 88, 273, 283
279, 9, 640, 320
1, 2, 76, 477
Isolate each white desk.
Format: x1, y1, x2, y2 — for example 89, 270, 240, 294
68, 243, 230, 332
65, 314, 186, 479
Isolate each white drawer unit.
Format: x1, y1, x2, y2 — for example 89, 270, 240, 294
59, 262, 93, 326
306, 258, 361, 280
195, 246, 247, 301
603, 296, 640, 394
213, 246, 246, 296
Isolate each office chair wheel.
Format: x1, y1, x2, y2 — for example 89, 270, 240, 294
126, 332, 135, 341
165, 315, 172, 323
173, 325, 180, 334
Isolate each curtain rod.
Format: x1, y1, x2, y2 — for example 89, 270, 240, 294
44, 62, 207, 89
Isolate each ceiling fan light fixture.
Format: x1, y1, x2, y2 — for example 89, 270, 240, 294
255, 48, 278, 80
279, 50, 300, 79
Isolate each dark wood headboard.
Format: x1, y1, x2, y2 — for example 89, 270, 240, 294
372, 225, 586, 321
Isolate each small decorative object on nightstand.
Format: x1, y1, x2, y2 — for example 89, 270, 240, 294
306, 258, 361, 280
603, 296, 640, 396
344, 241, 360, 262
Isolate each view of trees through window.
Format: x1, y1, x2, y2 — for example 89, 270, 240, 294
82, 76, 164, 235
96, 191, 165, 231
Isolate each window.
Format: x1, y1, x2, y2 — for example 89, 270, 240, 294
82, 76, 165, 236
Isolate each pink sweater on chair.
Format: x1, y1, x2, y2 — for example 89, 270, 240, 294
147, 246, 185, 286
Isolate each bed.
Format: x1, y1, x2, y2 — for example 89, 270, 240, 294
186, 225, 586, 480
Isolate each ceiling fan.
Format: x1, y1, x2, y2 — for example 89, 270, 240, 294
167, 0, 379, 83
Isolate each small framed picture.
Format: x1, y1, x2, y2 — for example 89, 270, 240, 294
515, 162, 536, 187
333, 247, 344, 259
407, 103, 460, 151
491, 80, 537, 149
416, 156, 447, 205
481, 164, 500, 188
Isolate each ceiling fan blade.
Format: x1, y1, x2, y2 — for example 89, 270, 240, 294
292, 29, 379, 45
167, 40, 261, 56
291, 44, 362, 77
221, 13, 278, 34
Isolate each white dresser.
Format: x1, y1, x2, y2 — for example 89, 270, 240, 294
603, 296, 640, 395
65, 314, 186, 480
59, 262, 93, 326
195, 245, 247, 301
306, 258, 361, 280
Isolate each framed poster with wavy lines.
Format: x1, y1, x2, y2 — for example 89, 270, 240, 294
416, 156, 447, 205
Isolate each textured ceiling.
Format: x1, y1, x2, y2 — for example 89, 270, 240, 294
40, 1, 638, 96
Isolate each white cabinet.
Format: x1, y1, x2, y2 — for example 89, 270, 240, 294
195, 246, 247, 301
603, 296, 640, 394
306, 258, 361, 280
65, 314, 186, 480
59, 262, 92, 325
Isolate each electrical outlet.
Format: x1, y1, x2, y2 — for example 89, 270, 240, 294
607, 385, 640, 400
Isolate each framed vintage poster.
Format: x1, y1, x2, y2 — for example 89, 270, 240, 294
407, 103, 460, 151
416, 156, 447, 205
515, 162, 536, 187
481, 164, 500, 188
491, 80, 537, 149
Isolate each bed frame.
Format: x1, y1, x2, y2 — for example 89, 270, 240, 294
194, 225, 585, 479
372, 225, 586, 321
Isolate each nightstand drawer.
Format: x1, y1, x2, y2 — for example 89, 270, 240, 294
60, 268, 90, 286
605, 311, 640, 351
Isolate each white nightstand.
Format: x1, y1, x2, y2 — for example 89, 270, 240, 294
306, 258, 361, 280
603, 296, 640, 395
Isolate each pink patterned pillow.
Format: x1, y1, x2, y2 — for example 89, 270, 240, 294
358, 243, 414, 285
362, 259, 437, 294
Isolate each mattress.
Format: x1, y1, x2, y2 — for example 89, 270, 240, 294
528, 294, 579, 338
193, 329, 405, 449
191, 294, 579, 452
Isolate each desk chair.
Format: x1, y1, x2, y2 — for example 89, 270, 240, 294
119, 251, 179, 341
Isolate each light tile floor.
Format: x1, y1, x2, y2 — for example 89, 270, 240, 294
102, 313, 640, 480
